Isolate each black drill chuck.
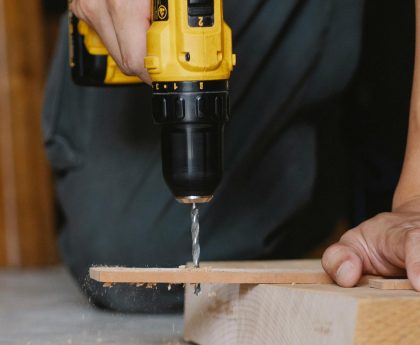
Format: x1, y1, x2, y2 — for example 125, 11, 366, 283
152, 80, 230, 204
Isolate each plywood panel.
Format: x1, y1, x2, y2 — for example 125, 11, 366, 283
369, 278, 413, 290
90, 260, 333, 284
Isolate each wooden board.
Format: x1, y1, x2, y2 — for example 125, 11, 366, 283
90, 260, 333, 284
369, 278, 414, 290
184, 278, 420, 345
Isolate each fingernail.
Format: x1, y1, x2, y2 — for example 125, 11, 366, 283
336, 261, 354, 281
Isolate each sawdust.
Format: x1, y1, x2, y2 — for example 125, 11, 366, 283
102, 283, 113, 288
178, 264, 214, 270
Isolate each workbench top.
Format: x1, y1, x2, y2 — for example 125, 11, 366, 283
0, 267, 186, 345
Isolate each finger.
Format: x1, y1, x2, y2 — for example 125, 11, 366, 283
69, 0, 86, 20
322, 242, 363, 287
106, 0, 151, 83
70, 0, 123, 69
405, 228, 420, 291
323, 213, 408, 286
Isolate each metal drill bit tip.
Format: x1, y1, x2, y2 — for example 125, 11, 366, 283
191, 203, 201, 296
191, 203, 201, 268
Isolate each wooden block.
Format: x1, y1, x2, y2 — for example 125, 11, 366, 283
369, 278, 414, 290
90, 260, 333, 284
184, 282, 420, 345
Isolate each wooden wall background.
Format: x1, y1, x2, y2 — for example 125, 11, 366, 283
0, 0, 59, 266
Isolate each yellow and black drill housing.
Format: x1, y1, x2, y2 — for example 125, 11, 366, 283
69, 0, 236, 203
146, 0, 235, 83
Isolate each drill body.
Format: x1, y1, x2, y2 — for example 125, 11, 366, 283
69, 0, 235, 204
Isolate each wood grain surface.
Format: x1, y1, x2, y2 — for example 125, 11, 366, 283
369, 278, 414, 290
184, 279, 420, 345
90, 260, 333, 284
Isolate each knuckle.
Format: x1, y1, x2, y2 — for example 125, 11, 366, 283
119, 63, 135, 76
340, 227, 360, 242
77, 0, 98, 19
339, 231, 352, 243
120, 55, 143, 76
323, 243, 343, 258
357, 214, 388, 234
339, 229, 366, 255
358, 221, 372, 235
70, 0, 84, 19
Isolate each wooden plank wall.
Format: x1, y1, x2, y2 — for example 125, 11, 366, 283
0, 0, 59, 266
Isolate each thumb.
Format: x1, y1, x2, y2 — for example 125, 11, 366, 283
404, 229, 420, 291
322, 239, 364, 288
323, 213, 410, 288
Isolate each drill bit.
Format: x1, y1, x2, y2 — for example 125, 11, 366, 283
191, 203, 201, 295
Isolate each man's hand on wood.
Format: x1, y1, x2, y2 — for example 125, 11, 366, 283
322, 199, 420, 291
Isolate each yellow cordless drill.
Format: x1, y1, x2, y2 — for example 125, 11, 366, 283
69, 0, 235, 274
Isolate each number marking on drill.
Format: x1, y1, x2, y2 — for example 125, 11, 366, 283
198, 16, 204, 27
